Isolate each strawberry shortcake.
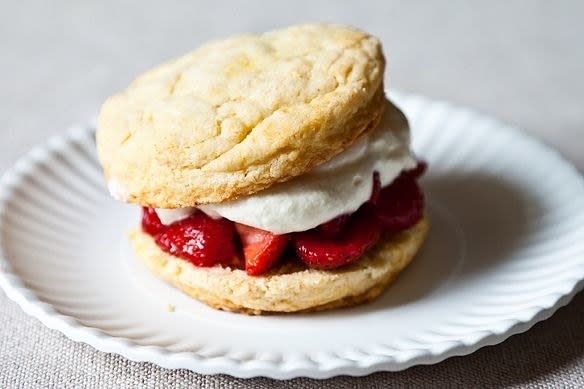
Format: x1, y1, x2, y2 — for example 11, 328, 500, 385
96, 24, 428, 314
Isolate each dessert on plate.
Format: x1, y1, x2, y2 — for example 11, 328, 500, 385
96, 24, 428, 314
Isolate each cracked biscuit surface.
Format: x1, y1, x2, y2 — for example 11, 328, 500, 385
97, 24, 385, 207
128, 216, 428, 315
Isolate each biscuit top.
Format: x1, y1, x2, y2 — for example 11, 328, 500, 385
97, 24, 385, 207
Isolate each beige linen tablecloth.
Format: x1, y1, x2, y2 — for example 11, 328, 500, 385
1, 1, 583, 387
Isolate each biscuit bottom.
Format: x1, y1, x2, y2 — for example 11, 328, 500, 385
128, 215, 428, 315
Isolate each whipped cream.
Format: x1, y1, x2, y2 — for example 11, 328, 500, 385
108, 179, 130, 202
154, 100, 417, 234
156, 207, 196, 225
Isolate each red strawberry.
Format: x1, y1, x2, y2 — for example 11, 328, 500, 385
155, 212, 237, 267
235, 223, 289, 276
293, 205, 381, 270
142, 207, 166, 236
376, 174, 424, 233
318, 214, 350, 239
369, 171, 381, 205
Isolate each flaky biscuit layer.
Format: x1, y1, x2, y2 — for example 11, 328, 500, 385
97, 24, 385, 207
128, 216, 428, 315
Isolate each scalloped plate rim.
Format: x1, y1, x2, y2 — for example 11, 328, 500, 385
0, 92, 582, 379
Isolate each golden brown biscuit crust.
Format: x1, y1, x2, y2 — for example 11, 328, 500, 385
97, 24, 385, 207
128, 215, 428, 315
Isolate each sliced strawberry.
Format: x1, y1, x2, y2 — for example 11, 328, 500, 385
142, 207, 166, 236
376, 174, 424, 233
293, 205, 380, 270
318, 214, 350, 239
369, 171, 381, 205
155, 212, 237, 267
235, 223, 289, 276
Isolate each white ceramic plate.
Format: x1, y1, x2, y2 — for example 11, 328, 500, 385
0, 93, 583, 379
